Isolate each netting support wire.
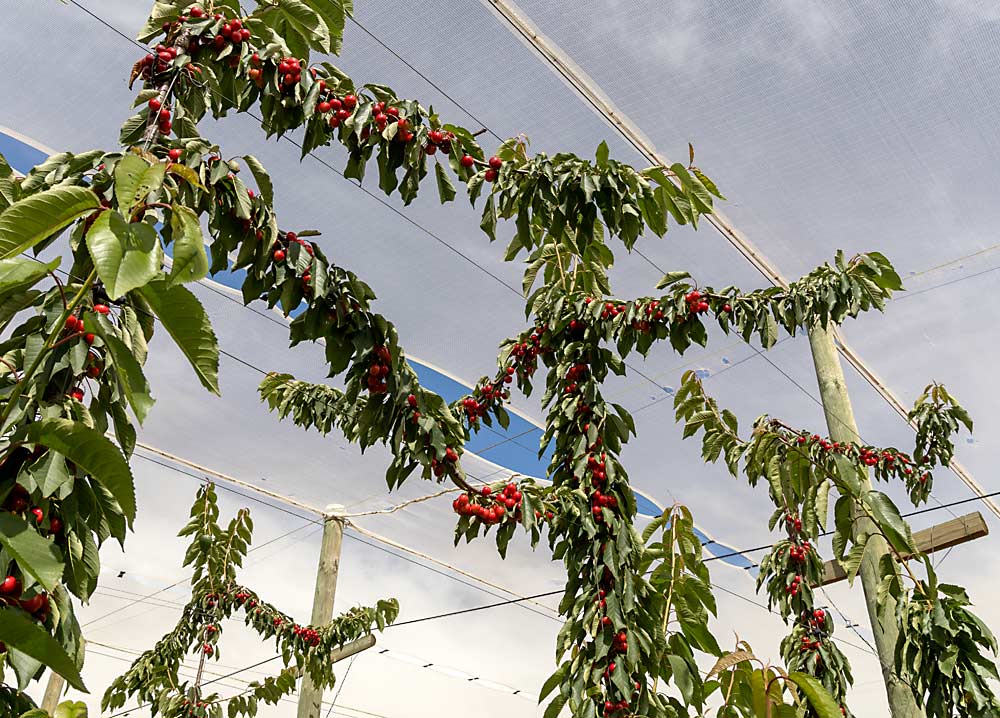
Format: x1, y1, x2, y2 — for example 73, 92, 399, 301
478, 0, 1000, 519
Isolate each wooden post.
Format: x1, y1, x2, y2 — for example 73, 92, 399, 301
296, 504, 345, 718
807, 323, 925, 718
40, 672, 65, 713
816, 512, 989, 586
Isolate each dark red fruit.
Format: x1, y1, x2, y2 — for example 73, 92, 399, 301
460, 154, 475, 168
488, 156, 502, 170
86, 365, 101, 379
168, 148, 182, 161
70, 388, 85, 401
30, 508, 44, 524
64, 316, 78, 332
49, 517, 62, 534
273, 249, 286, 262
343, 94, 357, 109
0, 576, 21, 597
84, 333, 95, 345
484, 168, 498, 182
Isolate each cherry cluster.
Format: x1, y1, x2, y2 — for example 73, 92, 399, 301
460, 379, 510, 424
793, 431, 929, 486
147, 95, 174, 136
3, 484, 61, 535
451, 482, 523, 525
796, 609, 830, 655
365, 346, 392, 395
684, 290, 709, 315
0, 574, 49, 623
211, 16, 251, 49
271, 231, 313, 264
278, 56, 305, 94
292, 624, 322, 647
137, 44, 179, 84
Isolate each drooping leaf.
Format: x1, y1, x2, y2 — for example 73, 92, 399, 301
0, 608, 86, 691
0, 256, 59, 300
787, 672, 842, 718
26, 418, 136, 526
241, 155, 274, 205
0, 186, 101, 259
138, 279, 220, 395
167, 205, 209, 286
91, 315, 155, 424
0, 513, 64, 591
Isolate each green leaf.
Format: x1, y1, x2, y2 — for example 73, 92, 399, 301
595, 141, 610, 167
866, 490, 916, 554
114, 154, 166, 212
86, 211, 163, 300
278, 0, 331, 51
0, 608, 86, 692
29, 451, 72, 498
0, 186, 100, 259
656, 271, 691, 289
539, 662, 567, 702
27, 418, 136, 526
0, 257, 59, 300
787, 672, 841, 718
241, 155, 274, 205
92, 316, 155, 424
434, 162, 456, 203
138, 280, 220, 395
167, 205, 209, 286
0, 513, 64, 591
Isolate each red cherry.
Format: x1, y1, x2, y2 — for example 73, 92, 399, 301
813, 609, 826, 620
460, 154, 475, 168
425, 144, 437, 155
49, 517, 62, 534
273, 249, 286, 262
329, 117, 340, 128
190, 6, 204, 17
159, 120, 172, 134
343, 94, 357, 109
723, 303, 732, 313
83, 333, 95, 345
386, 106, 399, 117
317, 101, 332, 113
395, 117, 409, 131
488, 156, 502, 170
407, 394, 418, 407
0, 576, 21, 597
203, 644, 213, 655
168, 148, 182, 161
240, 29, 251, 42
336, 109, 351, 121
64, 316, 79, 332
148, 97, 162, 111
86, 365, 101, 378
70, 388, 85, 401
484, 169, 498, 182
20, 592, 47, 616
29, 508, 43, 524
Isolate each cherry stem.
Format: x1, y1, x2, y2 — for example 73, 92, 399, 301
49, 271, 68, 310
